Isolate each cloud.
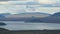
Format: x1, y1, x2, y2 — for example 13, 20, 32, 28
0, 0, 33, 5
0, 0, 59, 6
0, 0, 32, 1
0, 0, 59, 14
0, 5, 26, 14
37, 0, 56, 4
0, 1, 10, 4
0, 1, 26, 5
26, 7, 60, 14
0, 0, 8, 1
0, 0, 59, 4
0, 4, 60, 14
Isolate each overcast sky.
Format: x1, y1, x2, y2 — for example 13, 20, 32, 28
0, 0, 60, 14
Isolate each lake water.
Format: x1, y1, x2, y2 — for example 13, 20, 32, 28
0, 21, 60, 30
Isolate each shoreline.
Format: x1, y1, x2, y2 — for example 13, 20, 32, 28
0, 28, 60, 34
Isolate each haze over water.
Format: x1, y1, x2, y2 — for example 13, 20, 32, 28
0, 21, 60, 30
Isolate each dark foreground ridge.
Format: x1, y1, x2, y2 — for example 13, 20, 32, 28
0, 28, 60, 34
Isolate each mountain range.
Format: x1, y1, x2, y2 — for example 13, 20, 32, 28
41, 12, 60, 23
0, 12, 50, 21
0, 12, 60, 23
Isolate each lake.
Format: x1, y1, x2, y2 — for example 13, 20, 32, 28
0, 21, 60, 30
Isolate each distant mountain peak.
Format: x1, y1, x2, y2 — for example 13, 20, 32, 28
41, 12, 60, 23
52, 12, 60, 16
54, 12, 60, 14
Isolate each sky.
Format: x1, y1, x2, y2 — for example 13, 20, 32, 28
0, 0, 60, 14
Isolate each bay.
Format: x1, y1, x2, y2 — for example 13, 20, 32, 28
0, 21, 60, 30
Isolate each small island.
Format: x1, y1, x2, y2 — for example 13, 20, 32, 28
0, 22, 6, 26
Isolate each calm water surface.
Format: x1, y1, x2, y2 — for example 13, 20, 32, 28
0, 21, 60, 30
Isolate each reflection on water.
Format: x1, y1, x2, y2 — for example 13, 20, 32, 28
0, 21, 60, 30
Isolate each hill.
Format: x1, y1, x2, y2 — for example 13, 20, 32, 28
41, 12, 60, 23
0, 12, 51, 21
